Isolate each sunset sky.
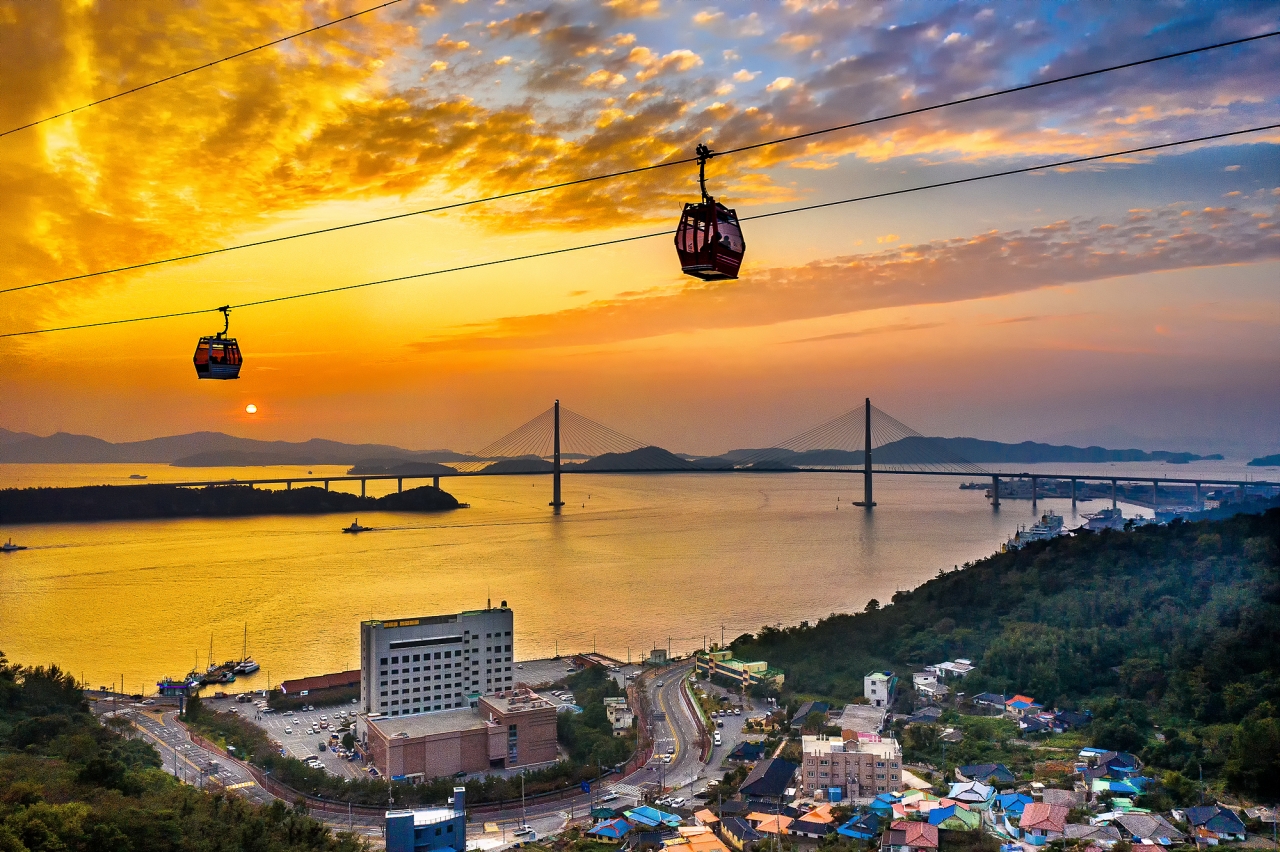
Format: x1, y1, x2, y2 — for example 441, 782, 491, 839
1, 0, 1277, 457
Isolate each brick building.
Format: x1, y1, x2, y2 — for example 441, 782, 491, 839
360, 687, 557, 782
800, 733, 903, 800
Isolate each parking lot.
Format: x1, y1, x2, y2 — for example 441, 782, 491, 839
203, 694, 365, 779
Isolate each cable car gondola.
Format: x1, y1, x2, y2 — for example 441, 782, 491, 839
675, 143, 745, 280
193, 306, 243, 380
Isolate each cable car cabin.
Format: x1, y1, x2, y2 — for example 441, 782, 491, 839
193, 336, 242, 379
675, 200, 745, 280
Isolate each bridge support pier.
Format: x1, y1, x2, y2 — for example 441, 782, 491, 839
361, 479, 366, 498
854, 397, 875, 508
1195, 482, 1201, 509
991, 475, 1000, 510
432, 475, 439, 490
550, 399, 565, 509
1152, 479, 1158, 510
286, 481, 291, 491
324, 480, 330, 492
1030, 476, 1038, 508
1071, 478, 1077, 507
1111, 479, 1117, 509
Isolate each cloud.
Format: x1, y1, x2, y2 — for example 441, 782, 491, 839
732, 69, 757, 82
410, 203, 1279, 352
765, 76, 795, 92
630, 47, 703, 82
783, 322, 944, 344
693, 9, 724, 26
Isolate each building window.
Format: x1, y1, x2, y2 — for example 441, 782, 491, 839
380, 657, 388, 665
392, 657, 399, 664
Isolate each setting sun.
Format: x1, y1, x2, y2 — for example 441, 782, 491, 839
245, 404, 257, 414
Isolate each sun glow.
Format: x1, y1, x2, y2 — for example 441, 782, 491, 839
245, 404, 258, 414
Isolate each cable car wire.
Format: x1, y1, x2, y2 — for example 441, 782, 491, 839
1, 29, 1274, 297
0, 0, 408, 141
2, 122, 1273, 341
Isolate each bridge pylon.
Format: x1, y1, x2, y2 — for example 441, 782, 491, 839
853, 397, 876, 508
549, 399, 565, 509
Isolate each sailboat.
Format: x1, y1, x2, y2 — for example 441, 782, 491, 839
234, 623, 260, 674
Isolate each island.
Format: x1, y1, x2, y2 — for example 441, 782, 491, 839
0, 483, 459, 524
1248, 453, 1280, 467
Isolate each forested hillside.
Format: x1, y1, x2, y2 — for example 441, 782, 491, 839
0, 653, 363, 851
734, 509, 1280, 799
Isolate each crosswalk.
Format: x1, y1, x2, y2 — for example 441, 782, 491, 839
606, 782, 645, 799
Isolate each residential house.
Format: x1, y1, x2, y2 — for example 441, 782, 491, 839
693, 810, 719, 828
992, 793, 1034, 817
840, 703, 888, 736
957, 763, 1016, 785
1176, 805, 1247, 844
1114, 813, 1186, 845
791, 805, 837, 839
623, 807, 682, 829
882, 820, 939, 852
838, 813, 882, 841
1040, 789, 1085, 809
869, 793, 904, 819
866, 672, 897, 709
891, 791, 941, 819
603, 697, 634, 736
718, 817, 762, 851
739, 758, 799, 801
907, 707, 944, 725
947, 781, 995, 808
1019, 716, 1050, 735
1078, 749, 1142, 779
1053, 710, 1092, 731
746, 813, 793, 836
1018, 802, 1068, 845
669, 826, 731, 852
792, 701, 830, 727
1064, 825, 1121, 848
1005, 695, 1042, 718
727, 741, 765, 762
926, 659, 975, 679
972, 693, 1007, 711
588, 818, 633, 841
928, 803, 981, 831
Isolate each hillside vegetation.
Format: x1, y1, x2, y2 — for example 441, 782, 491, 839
734, 509, 1280, 799
0, 653, 363, 851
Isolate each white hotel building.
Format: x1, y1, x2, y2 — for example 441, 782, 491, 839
359, 604, 516, 717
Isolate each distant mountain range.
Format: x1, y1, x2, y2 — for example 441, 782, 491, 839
0, 427, 1225, 468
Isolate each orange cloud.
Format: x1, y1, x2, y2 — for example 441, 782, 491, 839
409, 203, 1279, 352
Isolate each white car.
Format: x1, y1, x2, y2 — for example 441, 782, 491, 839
284, 727, 293, 734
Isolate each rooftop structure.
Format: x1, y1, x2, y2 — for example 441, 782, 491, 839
385, 787, 466, 852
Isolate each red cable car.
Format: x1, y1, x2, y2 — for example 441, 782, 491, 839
193, 306, 243, 380
675, 143, 745, 280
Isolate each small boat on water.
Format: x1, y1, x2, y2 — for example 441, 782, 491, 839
342, 519, 373, 533
1, 538, 27, 553
233, 624, 260, 674
128, 474, 148, 480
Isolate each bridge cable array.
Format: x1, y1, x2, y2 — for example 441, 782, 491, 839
453, 404, 645, 471
736, 403, 987, 474
0, 0, 408, 141
3, 121, 1275, 341
1, 29, 1275, 297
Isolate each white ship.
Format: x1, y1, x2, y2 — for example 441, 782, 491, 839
1003, 510, 1066, 551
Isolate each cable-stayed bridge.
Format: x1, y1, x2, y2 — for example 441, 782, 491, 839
152, 399, 1276, 513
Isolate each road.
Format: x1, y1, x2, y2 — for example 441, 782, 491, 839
93, 700, 386, 838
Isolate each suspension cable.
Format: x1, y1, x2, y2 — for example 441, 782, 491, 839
1, 29, 1274, 297
1, 122, 1275, 340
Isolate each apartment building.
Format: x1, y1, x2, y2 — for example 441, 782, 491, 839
800, 733, 903, 800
